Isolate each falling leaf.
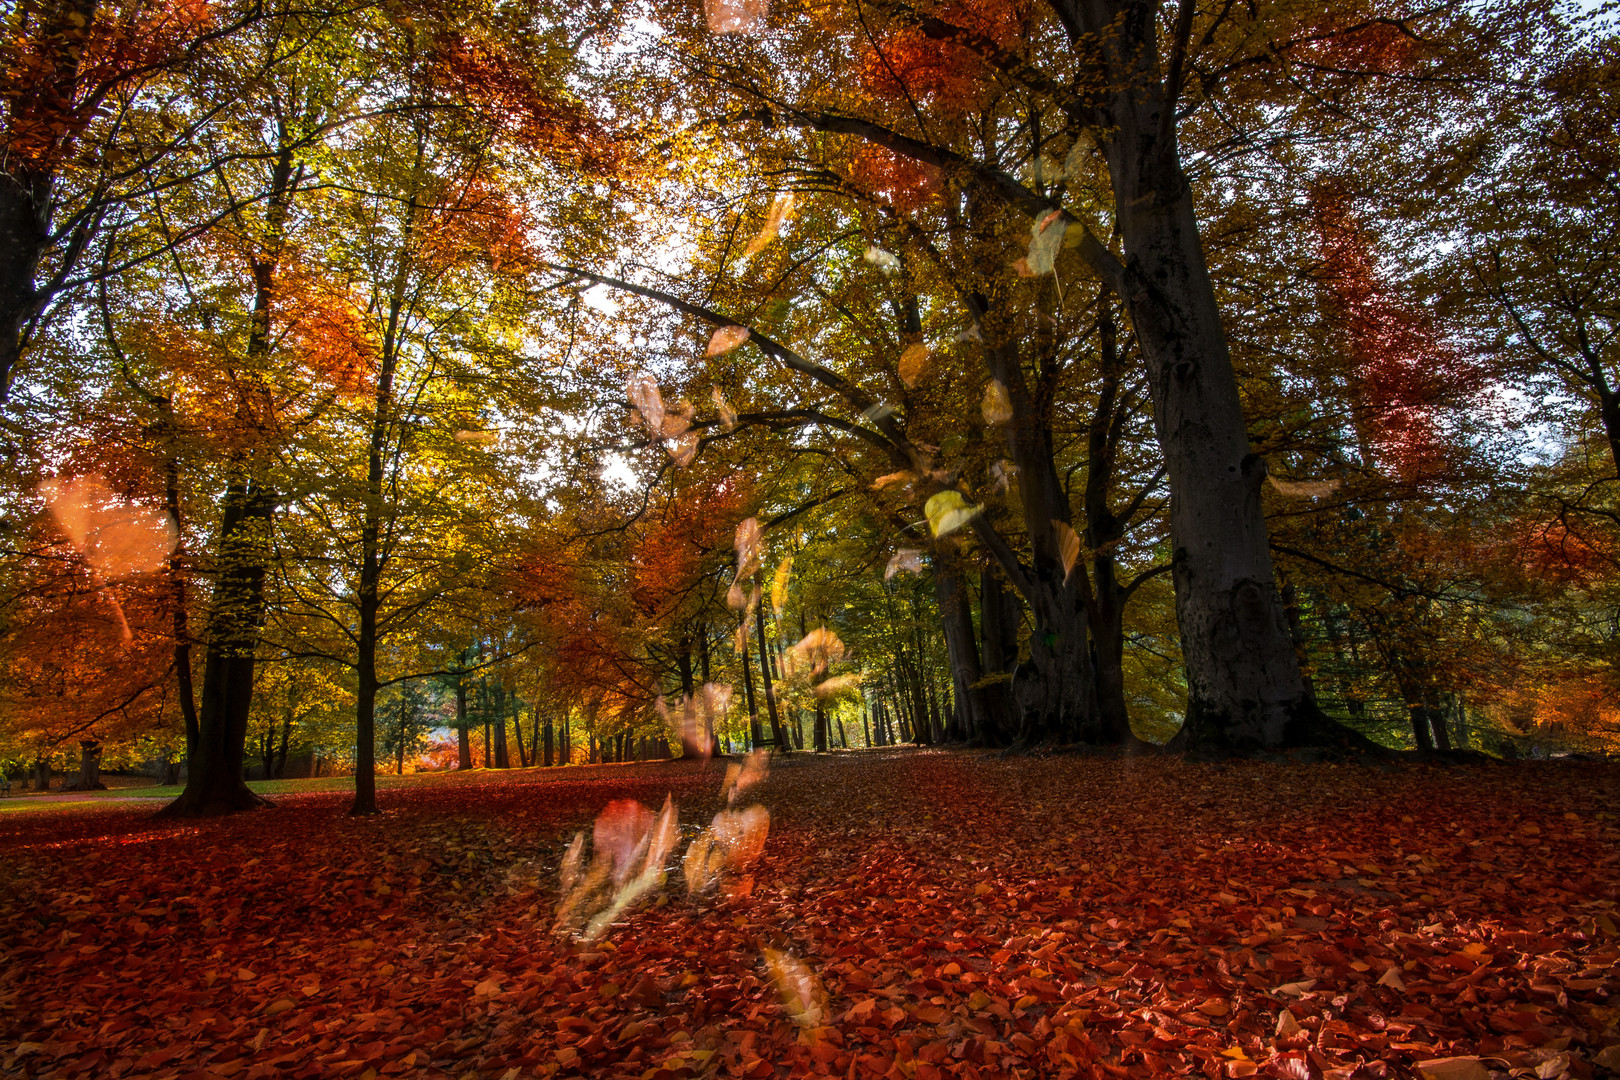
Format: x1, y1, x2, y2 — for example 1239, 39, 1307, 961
594, 799, 656, 886
812, 673, 862, 698
1027, 211, 1067, 274
990, 459, 1017, 493
706, 325, 750, 356
453, 429, 499, 445
726, 576, 748, 610
705, 0, 767, 34
627, 374, 665, 439
863, 245, 900, 274
956, 323, 984, 343
1012, 256, 1035, 277
885, 549, 925, 580
667, 432, 699, 468
982, 380, 1013, 425
925, 490, 981, 538
1063, 137, 1090, 179
872, 470, 915, 491
861, 401, 895, 424
661, 398, 695, 437
735, 517, 763, 578
762, 949, 826, 1027
725, 747, 770, 803
781, 626, 847, 680
741, 191, 795, 258
770, 556, 793, 615
1268, 476, 1341, 498
898, 342, 930, 387
711, 386, 738, 431
39, 475, 179, 581
1053, 520, 1081, 583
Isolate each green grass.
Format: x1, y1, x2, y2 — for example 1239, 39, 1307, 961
0, 764, 616, 810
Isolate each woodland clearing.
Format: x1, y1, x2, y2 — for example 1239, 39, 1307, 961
0, 750, 1616, 1080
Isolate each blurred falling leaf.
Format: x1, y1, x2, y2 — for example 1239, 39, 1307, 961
925, 490, 980, 537
1028, 211, 1067, 275
885, 549, 924, 580
872, 470, 915, 491
725, 747, 770, 804
812, 673, 862, 698
661, 398, 694, 437
1268, 476, 1341, 498
861, 401, 895, 424
711, 386, 738, 431
863, 246, 900, 274
627, 374, 664, 439
957, 323, 983, 343
1053, 520, 1081, 583
990, 459, 1017, 493
706, 325, 750, 356
39, 475, 178, 581
453, 429, 499, 445
781, 626, 846, 680
667, 432, 699, 468
898, 342, 930, 387
726, 576, 748, 610
762, 948, 826, 1027
982, 381, 1013, 425
705, 0, 767, 34
1012, 256, 1035, 278
770, 556, 793, 615
735, 517, 762, 578
741, 191, 795, 257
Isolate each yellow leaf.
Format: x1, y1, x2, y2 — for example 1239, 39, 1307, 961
705, 325, 750, 356
872, 470, 915, 491
1053, 520, 1080, 582
925, 491, 981, 538
1221, 1047, 1250, 1060
770, 556, 793, 616
899, 342, 930, 387
453, 429, 498, 445
982, 380, 1013, 425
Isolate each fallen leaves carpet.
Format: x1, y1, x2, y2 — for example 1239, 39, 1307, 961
0, 750, 1616, 1080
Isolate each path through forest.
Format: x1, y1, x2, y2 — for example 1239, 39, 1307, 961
1, 750, 1615, 1079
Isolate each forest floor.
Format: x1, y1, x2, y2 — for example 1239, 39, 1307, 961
0, 749, 1616, 1080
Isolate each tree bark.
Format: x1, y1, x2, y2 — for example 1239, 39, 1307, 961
754, 597, 785, 749
455, 669, 472, 769
64, 740, 105, 791
157, 476, 274, 818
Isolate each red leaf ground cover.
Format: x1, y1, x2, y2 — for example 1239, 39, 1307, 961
1, 751, 1616, 1080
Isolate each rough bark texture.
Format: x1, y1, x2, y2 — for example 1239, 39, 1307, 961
1048, 0, 1336, 754
64, 741, 106, 791
157, 478, 274, 817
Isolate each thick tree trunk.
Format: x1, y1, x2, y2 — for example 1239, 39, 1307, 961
32, 758, 51, 791
158, 478, 274, 818
161, 754, 182, 786
0, 0, 98, 401
64, 740, 105, 791
1053, 0, 1334, 755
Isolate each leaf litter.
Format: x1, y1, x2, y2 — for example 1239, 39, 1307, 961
0, 754, 1615, 1079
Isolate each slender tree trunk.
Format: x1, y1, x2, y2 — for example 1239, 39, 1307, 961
493, 684, 510, 769
543, 715, 555, 767
934, 547, 1004, 745
513, 700, 529, 768
754, 598, 784, 749
455, 671, 472, 769
741, 628, 761, 748
396, 696, 408, 775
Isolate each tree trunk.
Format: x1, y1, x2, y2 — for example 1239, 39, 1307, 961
1054, 0, 1333, 754
64, 740, 106, 791
741, 630, 761, 751
493, 684, 510, 769
0, 0, 98, 401
32, 758, 51, 791
934, 548, 1006, 745
161, 754, 182, 786
513, 700, 529, 768
755, 598, 785, 749
157, 477, 274, 818
455, 671, 472, 769
543, 716, 555, 767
